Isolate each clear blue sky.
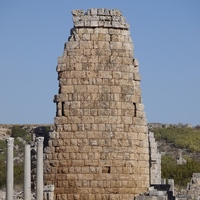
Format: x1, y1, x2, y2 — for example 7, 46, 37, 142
0, 1, 200, 125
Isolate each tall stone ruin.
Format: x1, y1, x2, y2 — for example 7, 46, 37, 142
44, 8, 150, 199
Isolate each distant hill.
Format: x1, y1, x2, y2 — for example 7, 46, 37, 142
149, 123, 200, 159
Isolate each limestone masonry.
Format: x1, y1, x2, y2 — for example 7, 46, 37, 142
44, 8, 150, 199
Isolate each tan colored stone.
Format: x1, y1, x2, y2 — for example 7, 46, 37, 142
93, 41, 109, 49
44, 8, 149, 199
80, 41, 93, 49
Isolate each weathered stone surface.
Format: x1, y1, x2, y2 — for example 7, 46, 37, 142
44, 8, 149, 199
149, 132, 161, 185
72, 8, 129, 29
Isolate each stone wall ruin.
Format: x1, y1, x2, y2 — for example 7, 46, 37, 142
44, 8, 150, 199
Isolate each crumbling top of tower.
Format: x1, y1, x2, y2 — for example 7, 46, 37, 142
72, 8, 129, 29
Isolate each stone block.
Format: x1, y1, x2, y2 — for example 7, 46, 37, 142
91, 20, 99, 27
108, 116, 121, 124
121, 116, 132, 125
65, 41, 80, 50
109, 101, 121, 109
72, 10, 85, 16
77, 174, 94, 180
98, 55, 110, 64
82, 116, 94, 124
112, 21, 123, 28
97, 33, 107, 41
71, 160, 85, 167
112, 160, 126, 167
82, 33, 91, 41
121, 102, 133, 110
121, 72, 132, 80
94, 41, 109, 49
110, 85, 121, 94
90, 33, 98, 41
111, 34, 122, 42
99, 86, 110, 94
73, 20, 85, 27
121, 86, 134, 94
134, 72, 141, 81
90, 8, 98, 16
80, 41, 93, 49
94, 116, 108, 123
98, 70, 112, 78
108, 9, 120, 16
110, 42, 122, 49
121, 30, 130, 36
97, 8, 110, 16
112, 71, 121, 79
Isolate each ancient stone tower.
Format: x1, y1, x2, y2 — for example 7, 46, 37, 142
44, 8, 150, 200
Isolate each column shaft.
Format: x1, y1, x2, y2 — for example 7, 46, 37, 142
6, 137, 14, 200
36, 137, 44, 200
24, 144, 31, 200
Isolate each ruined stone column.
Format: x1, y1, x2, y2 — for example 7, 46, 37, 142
6, 137, 14, 200
36, 137, 44, 200
149, 132, 161, 184
168, 179, 174, 195
24, 144, 31, 200
44, 8, 149, 199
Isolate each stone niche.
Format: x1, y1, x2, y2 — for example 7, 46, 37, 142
44, 8, 150, 200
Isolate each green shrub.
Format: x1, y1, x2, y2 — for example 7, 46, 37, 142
11, 125, 27, 139
0, 140, 6, 153
152, 127, 200, 152
161, 155, 200, 187
0, 162, 24, 188
11, 125, 31, 143
14, 138, 24, 155
14, 163, 23, 186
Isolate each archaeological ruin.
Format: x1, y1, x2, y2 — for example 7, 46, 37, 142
5, 8, 200, 200
43, 8, 150, 199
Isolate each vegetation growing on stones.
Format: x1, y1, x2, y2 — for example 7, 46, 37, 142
162, 155, 200, 188
152, 126, 200, 188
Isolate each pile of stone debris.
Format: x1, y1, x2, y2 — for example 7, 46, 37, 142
176, 173, 200, 200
